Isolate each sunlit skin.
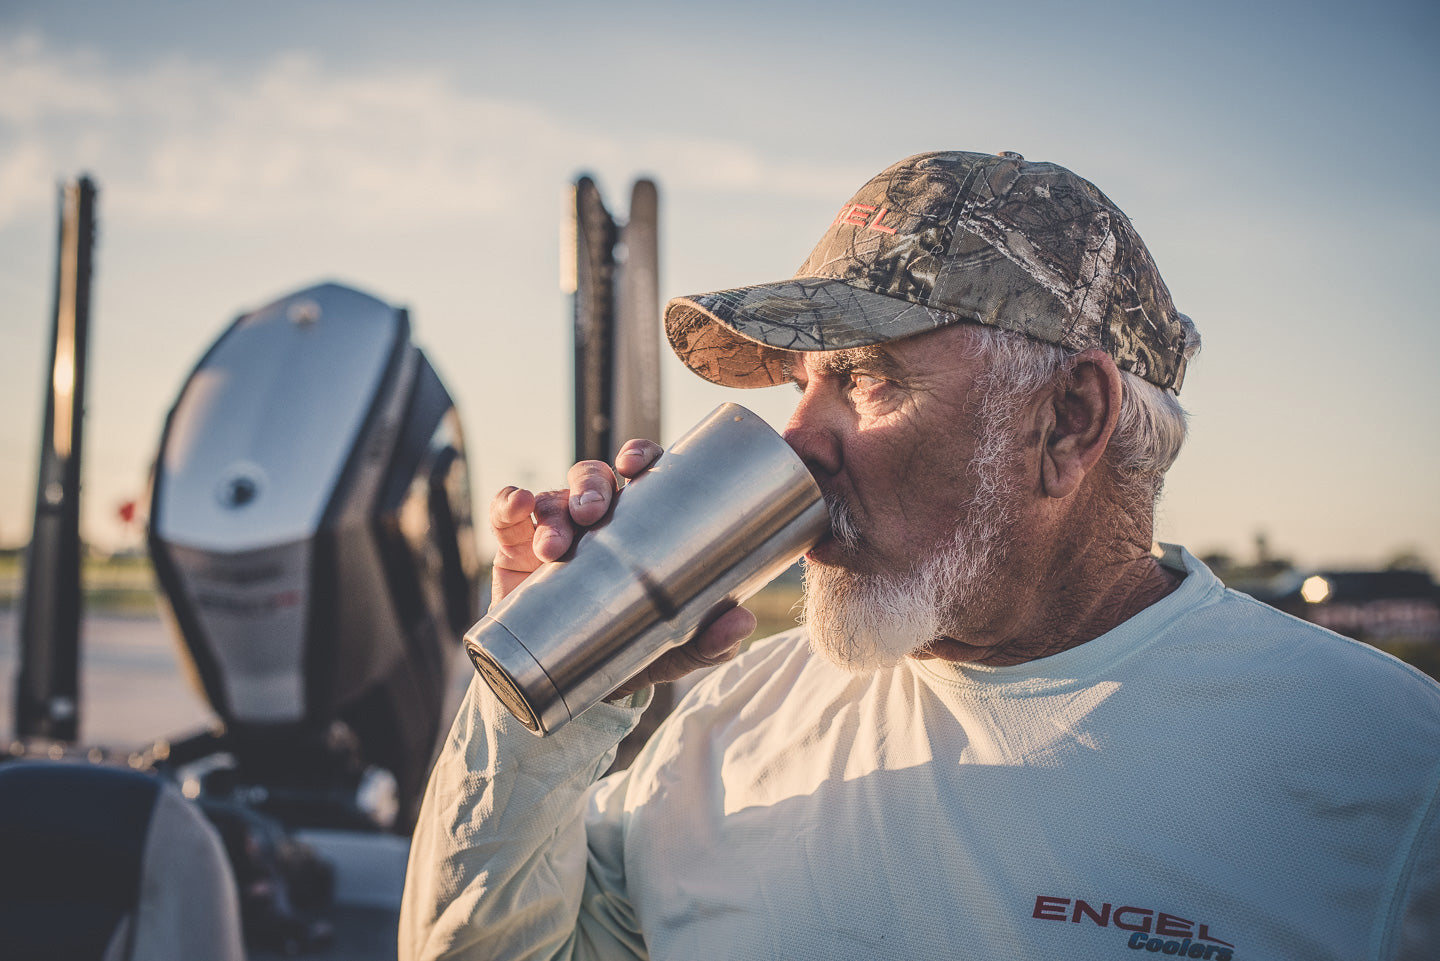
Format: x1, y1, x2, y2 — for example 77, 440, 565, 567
783, 325, 1180, 666
489, 324, 1180, 690
781, 337, 989, 574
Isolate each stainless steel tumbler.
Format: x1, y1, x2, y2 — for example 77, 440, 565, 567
463, 403, 828, 735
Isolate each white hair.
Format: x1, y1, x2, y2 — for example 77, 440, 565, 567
799, 320, 1200, 671
802, 333, 1031, 672
961, 324, 1197, 505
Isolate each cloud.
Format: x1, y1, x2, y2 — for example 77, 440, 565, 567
0, 33, 119, 124
0, 34, 861, 234
629, 137, 861, 199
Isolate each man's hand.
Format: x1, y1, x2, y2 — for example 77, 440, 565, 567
488, 439, 757, 700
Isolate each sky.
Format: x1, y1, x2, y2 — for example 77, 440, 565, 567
0, 0, 1437, 570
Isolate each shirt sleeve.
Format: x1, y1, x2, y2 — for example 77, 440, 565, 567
398, 675, 653, 961
1391, 770, 1440, 960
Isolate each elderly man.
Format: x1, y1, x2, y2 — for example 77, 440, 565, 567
400, 151, 1440, 960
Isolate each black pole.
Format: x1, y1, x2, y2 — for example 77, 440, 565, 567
612, 179, 661, 450
571, 176, 618, 464
15, 175, 97, 743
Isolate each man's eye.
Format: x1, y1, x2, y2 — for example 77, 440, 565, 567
850, 372, 885, 390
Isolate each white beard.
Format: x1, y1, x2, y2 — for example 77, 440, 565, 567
802, 542, 951, 673
801, 423, 1019, 674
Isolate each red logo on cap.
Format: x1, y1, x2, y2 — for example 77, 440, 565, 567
832, 203, 897, 235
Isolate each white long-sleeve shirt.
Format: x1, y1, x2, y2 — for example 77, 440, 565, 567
400, 546, 1440, 960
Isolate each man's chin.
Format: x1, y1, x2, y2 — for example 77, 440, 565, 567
801, 562, 937, 673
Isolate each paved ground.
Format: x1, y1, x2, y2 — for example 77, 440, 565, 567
0, 608, 474, 752
0, 608, 215, 749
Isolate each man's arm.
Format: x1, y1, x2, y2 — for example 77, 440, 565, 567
398, 676, 649, 961
399, 440, 754, 960
1391, 768, 1440, 959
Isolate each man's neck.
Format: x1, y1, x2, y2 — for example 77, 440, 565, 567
917, 494, 1182, 669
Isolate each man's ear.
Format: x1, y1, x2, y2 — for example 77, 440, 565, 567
1040, 349, 1123, 500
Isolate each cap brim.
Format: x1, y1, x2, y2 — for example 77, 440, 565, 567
665, 278, 963, 388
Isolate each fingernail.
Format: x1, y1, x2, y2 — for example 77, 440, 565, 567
574, 490, 603, 507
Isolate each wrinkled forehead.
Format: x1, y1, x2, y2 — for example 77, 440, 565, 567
788, 346, 892, 378
779, 324, 991, 382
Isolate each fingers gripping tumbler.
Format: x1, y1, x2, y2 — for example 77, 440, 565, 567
463, 404, 827, 735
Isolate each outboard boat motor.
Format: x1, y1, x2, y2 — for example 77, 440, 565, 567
148, 282, 479, 832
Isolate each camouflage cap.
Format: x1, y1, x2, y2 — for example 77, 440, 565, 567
665, 150, 1197, 392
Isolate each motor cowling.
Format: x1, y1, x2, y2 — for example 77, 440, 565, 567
148, 282, 479, 830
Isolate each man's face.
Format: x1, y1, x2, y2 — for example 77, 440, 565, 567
783, 325, 1030, 670
784, 324, 993, 577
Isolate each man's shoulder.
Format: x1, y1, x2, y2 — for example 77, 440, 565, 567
1161, 544, 1440, 701
1218, 582, 1436, 681
1155, 576, 1440, 743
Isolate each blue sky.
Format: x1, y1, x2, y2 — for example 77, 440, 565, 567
1, 0, 1437, 567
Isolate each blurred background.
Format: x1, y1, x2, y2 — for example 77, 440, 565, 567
0, 5, 1436, 954
2, 0, 1438, 743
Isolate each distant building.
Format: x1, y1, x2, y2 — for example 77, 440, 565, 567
1281, 570, 1440, 644
1217, 563, 1440, 645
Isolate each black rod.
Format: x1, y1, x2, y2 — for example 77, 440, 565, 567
571, 176, 618, 464
15, 175, 97, 743
612, 179, 661, 450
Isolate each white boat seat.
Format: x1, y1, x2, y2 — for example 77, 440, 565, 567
0, 761, 245, 961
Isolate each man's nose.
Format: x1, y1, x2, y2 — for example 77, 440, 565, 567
783, 391, 842, 478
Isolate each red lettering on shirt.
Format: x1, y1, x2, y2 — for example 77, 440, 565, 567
1112, 906, 1154, 933
1156, 912, 1194, 937
1032, 895, 1070, 920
